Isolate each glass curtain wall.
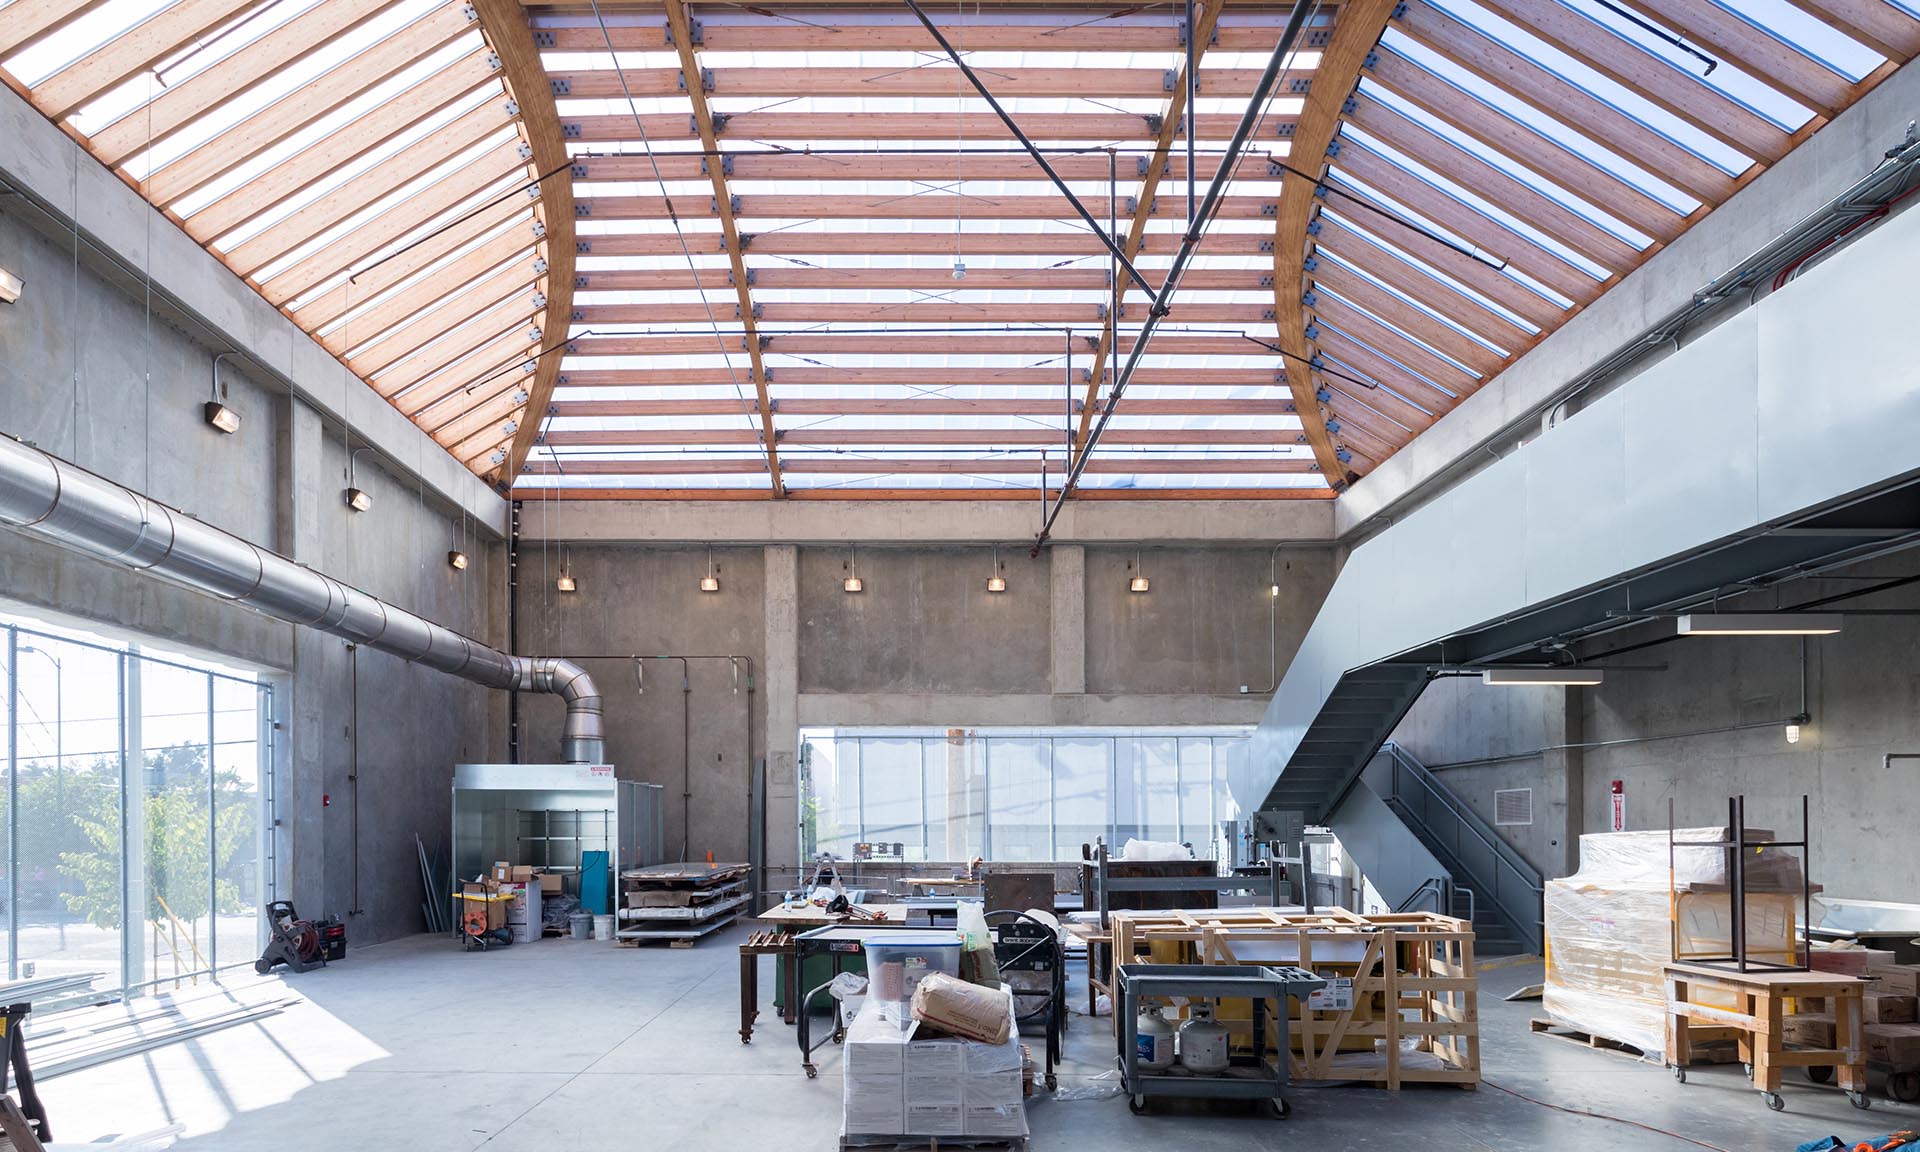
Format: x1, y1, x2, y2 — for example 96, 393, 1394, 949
800, 728, 1247, 863
3, 612, 270, 992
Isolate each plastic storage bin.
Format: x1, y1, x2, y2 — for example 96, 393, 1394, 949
864, 933, 964, 1019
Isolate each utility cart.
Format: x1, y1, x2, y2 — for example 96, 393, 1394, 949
1115, 963, 1324, 1118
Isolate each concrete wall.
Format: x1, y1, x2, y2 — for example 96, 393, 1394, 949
1, 195, 505, 946
511, 545, 766, 864
1385, 563, 1920, 902
515, 541, 1339, 867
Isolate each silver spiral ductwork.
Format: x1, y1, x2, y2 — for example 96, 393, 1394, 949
0, 435, 603, 764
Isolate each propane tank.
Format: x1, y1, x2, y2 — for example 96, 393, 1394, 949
1177, 1000, 1231, 1074
1135, 1002, 1175, 1070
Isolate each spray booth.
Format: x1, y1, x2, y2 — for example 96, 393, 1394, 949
452, 763, 667, 914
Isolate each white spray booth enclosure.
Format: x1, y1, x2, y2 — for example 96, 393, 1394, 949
452, 763, 666, 904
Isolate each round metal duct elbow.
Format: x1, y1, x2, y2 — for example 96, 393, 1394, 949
0, 435, 601, 764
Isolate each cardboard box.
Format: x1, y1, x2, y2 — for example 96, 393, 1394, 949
904, 1097, 964, 1137
1869, 966, 1920, 997
510, 865, 535, 882
842, 1074, 904, 1136
1864, 993, 1918, 1024
904, 1037, 966, 1081
1865, 1023, 1920, 1065
536, 871, 562, 894
492, 862, 512, 882
1783, 1014, 1836, 1048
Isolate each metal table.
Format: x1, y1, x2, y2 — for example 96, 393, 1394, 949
1115, 963, 1324, 1119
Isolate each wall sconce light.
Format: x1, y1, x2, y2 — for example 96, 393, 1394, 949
0, 267, 22, 304
1785, 713, 1809, 744
1129, 548, 1149, 594
204, 402, 241, 434
447, 550, 468, 571
556, 545, 577, 592
844, 544, 863, 593
344, 487, 372, 512
987, 544, 1006, 593
701, 545, 721, 593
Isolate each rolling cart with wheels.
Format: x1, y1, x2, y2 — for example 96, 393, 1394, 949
1666, 962, 1873, 1112
1114, 963, 1324, 1119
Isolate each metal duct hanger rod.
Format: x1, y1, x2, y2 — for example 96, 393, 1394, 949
0, 435, 604, 764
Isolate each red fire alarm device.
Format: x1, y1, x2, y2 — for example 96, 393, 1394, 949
323, 793, 332, 808
1610, 779, 1625, 832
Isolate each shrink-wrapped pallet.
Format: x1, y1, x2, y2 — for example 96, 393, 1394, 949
1542, 829, 1802, 1054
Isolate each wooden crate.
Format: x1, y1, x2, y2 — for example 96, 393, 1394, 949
1110, 908, 1480, 1090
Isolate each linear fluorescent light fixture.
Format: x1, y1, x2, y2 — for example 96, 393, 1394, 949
1676, 613, 1843, 636
1482, 668, 1605, 686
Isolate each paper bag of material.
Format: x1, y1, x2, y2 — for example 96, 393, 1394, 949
911, 972, 1012, 1045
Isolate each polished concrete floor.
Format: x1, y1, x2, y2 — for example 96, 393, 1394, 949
37, 924, 1918, 1151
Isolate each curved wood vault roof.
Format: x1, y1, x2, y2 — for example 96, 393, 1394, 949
2, 0, 1914, 500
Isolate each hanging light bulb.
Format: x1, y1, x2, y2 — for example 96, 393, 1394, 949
700, 544, 720, 593
844, 543, 863, 593
987, 544, 1006, 593
1129, 548, 1149, 594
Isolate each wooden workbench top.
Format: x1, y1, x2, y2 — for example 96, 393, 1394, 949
754, 901, 911, 927
1665, 961, 1870, 990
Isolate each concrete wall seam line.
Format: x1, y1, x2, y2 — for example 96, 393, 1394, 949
0, 434, 601, 763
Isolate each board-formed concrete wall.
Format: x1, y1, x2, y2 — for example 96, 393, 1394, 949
1, 195, 504, 947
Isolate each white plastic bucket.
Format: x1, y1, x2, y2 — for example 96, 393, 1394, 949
593, 913, 615, 940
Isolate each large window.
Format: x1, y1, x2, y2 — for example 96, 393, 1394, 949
800, 727, 1247, 863
4, 611, 271, 993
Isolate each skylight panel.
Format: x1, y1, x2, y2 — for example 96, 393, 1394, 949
1557, 0, 1814, 130
1358, 79, 1655, 250
2, 0, 174, 87
1715, 0, 1885, 80
1430, 0, 1752, 175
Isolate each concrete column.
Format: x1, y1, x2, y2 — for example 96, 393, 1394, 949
1542, 686, 1584, 877
763, 545, 799, 870
1050, 545, 1085, 695
276, 397, 336, 918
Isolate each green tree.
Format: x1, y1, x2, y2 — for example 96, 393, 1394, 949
58, 743, 256, 930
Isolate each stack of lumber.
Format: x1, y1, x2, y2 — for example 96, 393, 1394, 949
1110, 907, 1478, 1090
615, 862, 751, 946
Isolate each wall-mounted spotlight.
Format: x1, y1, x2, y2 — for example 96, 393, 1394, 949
204, 402, 241, 434
448, 550, 469, 571
700, 544, 720, 593
344, 487, 372, 512
1128, 548, 1149, 594
0, 267, 22, 304
557, 545, 577, 592
844, 544, 863, 593
987, 544, 1006, 593
205, 351, 240, 433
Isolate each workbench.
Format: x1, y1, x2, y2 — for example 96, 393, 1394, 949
740, 903, 910, 1039
1664, 961, 1872, 1111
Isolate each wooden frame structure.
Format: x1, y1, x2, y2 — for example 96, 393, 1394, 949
1110, 906, 1479, 1089
3, 0, 1913, 499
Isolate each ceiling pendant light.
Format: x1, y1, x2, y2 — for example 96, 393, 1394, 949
844, 543, 863, 593
987, 544, 1006, 593
701, 544, 720, 593
1129, 548, 1149, 594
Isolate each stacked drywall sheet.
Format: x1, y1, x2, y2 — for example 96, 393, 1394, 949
1544, 828, 1804, 1054
842, 990, 1027, 1142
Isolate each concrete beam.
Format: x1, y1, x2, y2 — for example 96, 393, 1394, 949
798, 693, 1269, 728
520, 498, 1335, 544
0, 80, 508, 536
1050, 545, 1086, 694
1333, 56, 1920, 538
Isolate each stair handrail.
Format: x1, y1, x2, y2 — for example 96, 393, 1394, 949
1395, 875, 1455, 916
1379, 742, 1543, 954
1380, 742, 1543, 893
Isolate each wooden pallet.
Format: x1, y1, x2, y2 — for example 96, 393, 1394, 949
1109, 908, 1480, 1090
839, 1133, 1027, 1151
